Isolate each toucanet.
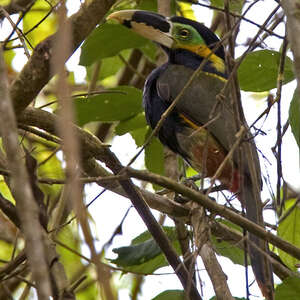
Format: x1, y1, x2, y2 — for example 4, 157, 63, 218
107, 10, 274, 299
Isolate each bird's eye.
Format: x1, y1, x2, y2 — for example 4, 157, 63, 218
179, 28, 190, 39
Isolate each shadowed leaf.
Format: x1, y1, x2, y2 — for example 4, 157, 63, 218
80, 23, 147, 66
74, 86, 143, 126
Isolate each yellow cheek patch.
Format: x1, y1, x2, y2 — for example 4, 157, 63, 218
178, 44, 225, 74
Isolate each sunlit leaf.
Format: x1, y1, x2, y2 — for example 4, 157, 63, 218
177, 2, 196, 20
56, 225, 84, 278
34, 144, 64, 198
77, 278, 98, 300
0, 178, 14, 203
277, 199, 300, 271
289, 88, 300, 149
23, 0, 57, 46
0, 240, 13, 262
80, 23, 147, 66
238, 50, 295, 92
74, 86, 143, 126
275, 277, 300, 300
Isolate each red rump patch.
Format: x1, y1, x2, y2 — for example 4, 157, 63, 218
230, 169, 240, 193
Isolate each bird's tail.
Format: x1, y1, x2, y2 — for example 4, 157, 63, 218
242, 175, 274, 300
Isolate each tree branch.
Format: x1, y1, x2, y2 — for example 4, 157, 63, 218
10, 0, 116, 116
125, 167, 300, 262
0, 46, 52, 300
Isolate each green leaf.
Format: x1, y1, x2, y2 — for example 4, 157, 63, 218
151, 290, 185, 300
112, 239, 162, 267
210, 0, 224, 8
85, 49, 131, 81
80, 23, 148, 66
210, 0, 244, 12
0, 178, 14, 203
130, 127, 148, 147
145, 136, 165, 176
289, 88, 300, 149
110, 227, 181, 274
77, 279, 97, 300
23, 0, 57, 46
74, 86, 143, 126
177, 2, 197, 20
0, 240, 13, 262
210, 297, 246, 300
275, 277, 300, 300
33, 143, 64, 198
211, 220, 247, 266
137, 0, 157, 11
139, 41, 158, 62
238, 50, 295, 92
56, 225, 83, 278
115, 113, 147, 136
277, 199, 300, 270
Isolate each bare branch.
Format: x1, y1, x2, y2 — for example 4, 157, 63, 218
0, 46, 52, 299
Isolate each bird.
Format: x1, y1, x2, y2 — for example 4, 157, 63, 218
108, 10, 273, 299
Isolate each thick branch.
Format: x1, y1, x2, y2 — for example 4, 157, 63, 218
0, 0, 34, 20
0, 47, 52, 299
18, 107, 189, 218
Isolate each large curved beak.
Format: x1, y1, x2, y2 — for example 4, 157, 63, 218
107, 10, 174, 48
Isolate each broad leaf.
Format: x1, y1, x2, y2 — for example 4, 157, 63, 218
130, 127, 148, 147
23, 0, 57, 46
289, 88, 300, 149
115, 113, 147, 136
112, 239, 162, 267
238, 50, 295, 92
210, 297, 246, 300
177, 2, 197, 20
110, 227, 181, 274
85, 49, 131, 81
34, 144, 64, 198
277, 199, 300, 270
211, 220, 247, 266
210, 0, 243, 12
151, 290, 185, 300
56, 226, 83, 278
275, 277, 300, 300
138, 0, 176, 14
74, 86, 143, 126
80, 23, 147, 66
